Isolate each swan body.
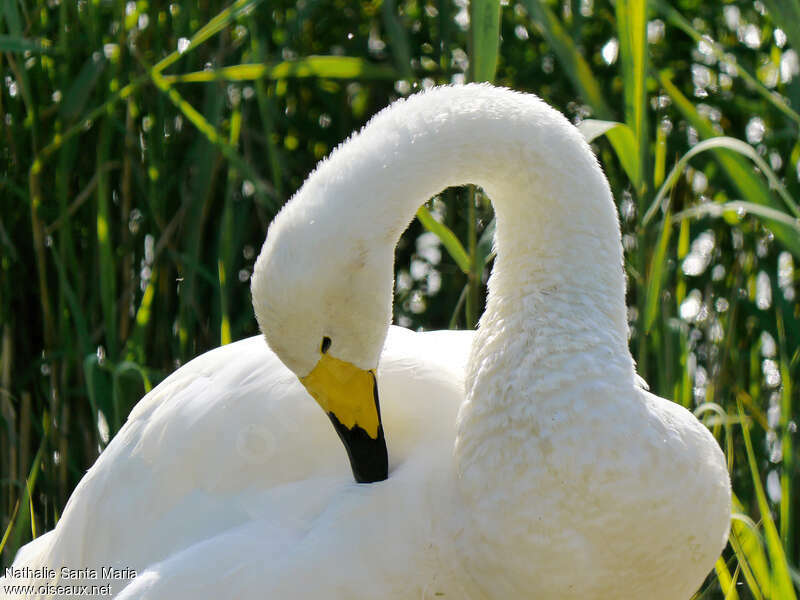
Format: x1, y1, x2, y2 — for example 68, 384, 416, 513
3, 328, 474, 599
3, 84, 731, 599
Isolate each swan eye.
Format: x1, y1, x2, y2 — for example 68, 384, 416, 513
320, 336, 332, 354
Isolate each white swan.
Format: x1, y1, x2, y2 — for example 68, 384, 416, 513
3, 84, 731, 600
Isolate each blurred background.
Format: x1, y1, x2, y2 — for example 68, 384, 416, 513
1, 0, 798, 596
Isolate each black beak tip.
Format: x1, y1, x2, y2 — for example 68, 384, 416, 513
327, 413, 389, 483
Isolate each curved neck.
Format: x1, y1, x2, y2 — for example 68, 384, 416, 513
301, 85, 628, 343
273, 84, 634, 385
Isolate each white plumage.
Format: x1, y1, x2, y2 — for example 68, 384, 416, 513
3, 84, 730, 599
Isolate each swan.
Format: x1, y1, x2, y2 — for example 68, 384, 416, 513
2, 84, 731, 600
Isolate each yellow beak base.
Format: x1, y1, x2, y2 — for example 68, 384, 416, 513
300, 354, 388, 483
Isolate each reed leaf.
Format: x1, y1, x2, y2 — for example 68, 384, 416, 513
614, 0, 648, 195
162, 58, 399, 84
658, 72, 800, 258
714, 555, 740, 600
738, 398, 796, 600
469, 0, 501, 82
729, 517, 768, 600
653, 0, 800, 126
522, 0, 611, 117
59, 54, 107, 122
643, 208, 672, 333
645, 136, 800, 225
382, 0, 414, 79
0, 34, 52, 54
775, 310, 795, 565
96, 120, 118, 358
146, 64, 276, 210
9, 418, 47, 555
0, 500, 19, 557
152, 0, 267, 75
578, 119, 640, 189
416, 206, 470, 274
672, 201, 800, 235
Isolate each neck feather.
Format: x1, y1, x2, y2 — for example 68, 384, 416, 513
266, 84, 633, 379
299, 84, 627, 336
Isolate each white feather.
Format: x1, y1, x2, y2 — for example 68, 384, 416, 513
3, 85, 730, 600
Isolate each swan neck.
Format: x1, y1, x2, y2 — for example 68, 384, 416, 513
260, 86, 632, 372
324, 86, 629, 340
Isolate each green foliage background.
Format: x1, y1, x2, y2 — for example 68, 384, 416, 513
1, 0, 799, 596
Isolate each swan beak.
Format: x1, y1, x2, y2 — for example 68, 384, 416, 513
300, 354, 388, 483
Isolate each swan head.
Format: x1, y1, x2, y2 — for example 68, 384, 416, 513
251, 193, 394, 483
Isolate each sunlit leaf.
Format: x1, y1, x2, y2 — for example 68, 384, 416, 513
650, 76, 800, 257
738, 399, 797, 600
643, 208, 672, 333
416, 206, 470, 274
469, 0, 501, 82
154, 0, 267, 74
164, 57, 399, 83
647, 136, 800, 225
578, 119, 640, 188
615, 0, 648, 194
